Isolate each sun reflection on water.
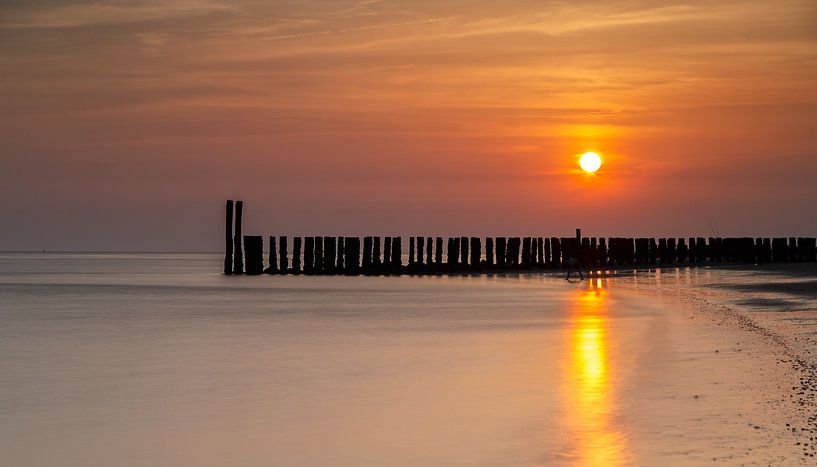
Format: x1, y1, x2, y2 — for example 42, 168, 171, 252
563, 279, 628, 466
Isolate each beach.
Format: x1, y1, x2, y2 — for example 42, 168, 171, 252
1, 253, 815, 465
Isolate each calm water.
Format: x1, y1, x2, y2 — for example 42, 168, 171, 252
0, 253, 786, 466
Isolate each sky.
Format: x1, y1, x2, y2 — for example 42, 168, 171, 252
1, 0, 816, 251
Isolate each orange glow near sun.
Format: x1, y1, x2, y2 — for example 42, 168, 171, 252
579, 152, 603, 173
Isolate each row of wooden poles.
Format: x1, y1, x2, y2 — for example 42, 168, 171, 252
224, 200, 817, 275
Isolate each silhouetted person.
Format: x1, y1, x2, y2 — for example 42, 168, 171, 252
565, 256, 584, 281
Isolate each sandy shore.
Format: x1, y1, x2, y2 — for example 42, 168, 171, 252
609, 264, 817, 463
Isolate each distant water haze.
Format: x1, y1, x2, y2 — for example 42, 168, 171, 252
1, 0, 817, 251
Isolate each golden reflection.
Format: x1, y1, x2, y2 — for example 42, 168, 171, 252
562, 281, 628, 466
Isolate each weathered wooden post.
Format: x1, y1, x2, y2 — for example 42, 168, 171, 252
325, 237, 336, 274
417, 237, 425, 267
409, 237, 416, 267
789, 238, 798, 263
362, 236, 373, 273
447, 237, 458, 271
372, 237, 381, 269
677, 238, 688, 264
336, 237, 345, 273
243, 235, 264, 275
496, 237, 507, 268
224, 200, 234, 275
314, 236, 324, 274
522, 237, 532, 268
292, 237, 302, 273
233, 200, 244, 274
648, 238, 657, 265
383, 237, 392, 271
545, 238, 552, 266
508, 237, 521, 267
528, 237, 536, 267
486, 237, 494, 267
266, 236, 278, 274
391, 237, 402, 273
426, 237, 433, 269
772, 238, 786, 263
304, 237, 315, 274
551, 237, 561, 267
470, 237, 480, 270
435, 237, 443, 269
537, 238, 544, 267
598, 237, 609, 266
581, 237, 591, 267
460, 236, 469, 269
635, 238, 648, 265
760, 238, 770, 263
667, 238, 676, 264
279, 236, 289, 273
345, 237, 359, 275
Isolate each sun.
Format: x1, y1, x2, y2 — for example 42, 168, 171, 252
579, 152, 602, 173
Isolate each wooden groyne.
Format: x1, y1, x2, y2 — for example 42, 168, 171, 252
223, 200, 817, 275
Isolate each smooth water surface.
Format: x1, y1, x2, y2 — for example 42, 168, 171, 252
0, 254, 778, 466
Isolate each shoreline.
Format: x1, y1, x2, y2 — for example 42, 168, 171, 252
614, 266, 817, 462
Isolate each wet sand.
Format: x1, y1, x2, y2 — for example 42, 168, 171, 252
611, 265, 817, 463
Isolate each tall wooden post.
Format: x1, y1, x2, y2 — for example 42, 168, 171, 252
279, 236, 288, 273
373, 237, 381, 267
337, 237, 345, 272
486, 237, 494, 267
383, 237, 392, 270
363, 236, 373, 273
470, 237, 480, 269
545, 238, 552, 266
314, 236, 324, 274
426, 237, 433, 268
496, 237, 507, 268
409, 237, 416, 266
267, 236, 277, 274
460, 236, 469, 269
325, 237, 336, 274
292, 237, 302, 273
224, 200, 233, 275
233, 200, 244, 274
417, 237, 425, 267
391, 237, 402, 273
447, 238, 457, 270
304, 237, 315, 274
522, 237, 532, 268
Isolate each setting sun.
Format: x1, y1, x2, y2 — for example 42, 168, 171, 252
579, 152, 603, 173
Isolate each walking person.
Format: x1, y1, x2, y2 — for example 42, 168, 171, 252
565, 256, 584, 281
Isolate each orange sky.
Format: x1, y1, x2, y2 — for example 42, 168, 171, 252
1, 0, 816, 250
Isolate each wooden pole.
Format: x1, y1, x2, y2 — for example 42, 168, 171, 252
470, 237, 480, 270
279, 236, 288, 273
292, 237, 302, 274
434, 237, 443, 269
224, 200, 233, 275
496, 237, 507, 268
337, 237, 345, 273
243, 235, 264, 275
233, 200, 244, 274
391, 237, 402, 273
267, 236, 277, 274
362, 236, 373, 273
